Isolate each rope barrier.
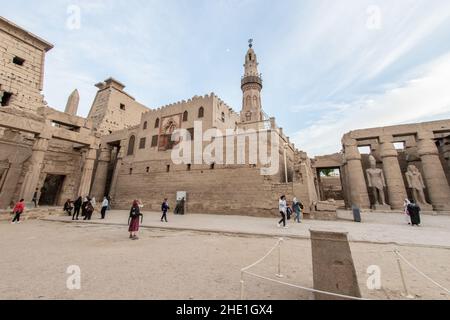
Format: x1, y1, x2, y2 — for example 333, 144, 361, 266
394, 250, 450, 295
239, 237, 367, 300
243, 271, 368, 300
239, 239, 449, 300
241, 238, 284, 273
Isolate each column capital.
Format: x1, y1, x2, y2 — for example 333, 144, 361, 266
32, 137, 49, 152
98, 146, 112, 162
379, 135, 394, 144
417, 136, 439, 157
343, 139, 361, 161
379, 135, 398, 158
85, 148, 98, 161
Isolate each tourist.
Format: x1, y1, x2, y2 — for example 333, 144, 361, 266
128, 200, 143, 240
84, 198, 94, 221
32, 188, 39, 208
278, 195, 288, 229
63, 199, 73, 216
100, 196, 109, 219
161, 198, 169, 222
81, 196, 89, 217
293, 197, 303, 223
11, 199, 25, 224
286, 202, 292, 221
403, 199, 411, 225
73, 196, 82, 220
407, 200, 421, 227
106, 196, 111, 210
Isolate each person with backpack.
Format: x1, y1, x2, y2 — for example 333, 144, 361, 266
11, 199, 25, 224
292, 197, 304, 223
161, 198, 169, 222
63, 199, 73, 216
128, 200, 143, 240
286, 202, 293, 222
83, 198, 94, 221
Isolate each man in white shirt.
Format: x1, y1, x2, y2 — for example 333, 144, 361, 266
101, 197, 109, 219
278, 195, 288, 229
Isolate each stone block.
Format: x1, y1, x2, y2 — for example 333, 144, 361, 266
310, 230, 362, 300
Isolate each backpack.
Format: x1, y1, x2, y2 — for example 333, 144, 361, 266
130, 206, 139, 217
286, 207, 292, 220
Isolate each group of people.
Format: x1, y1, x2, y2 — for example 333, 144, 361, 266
278, 195, 304, 229
403, 199, 422, 226
63, 196, 110, 221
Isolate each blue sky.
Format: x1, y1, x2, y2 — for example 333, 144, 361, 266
2, 0, 450, 155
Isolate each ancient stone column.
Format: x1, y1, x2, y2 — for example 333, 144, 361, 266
109, 143, 125, 202
444, 137, 450, 172
379, 135, 407, 210
90, 145, 112, 200
417, 131, 450, 211
0, 163, 23, 209
78, 148, 97, 198
19, 137, 50, 202
343, 138, 370, 209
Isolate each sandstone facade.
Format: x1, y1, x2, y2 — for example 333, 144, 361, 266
1, 16, 449, 216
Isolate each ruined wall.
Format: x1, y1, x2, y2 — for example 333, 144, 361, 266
87, 78, 148, 135
0, 18, 51, 114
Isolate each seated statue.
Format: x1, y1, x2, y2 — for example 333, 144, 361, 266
366, 155, 387, 207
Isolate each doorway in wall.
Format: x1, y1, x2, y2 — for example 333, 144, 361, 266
39, 175, 66, 206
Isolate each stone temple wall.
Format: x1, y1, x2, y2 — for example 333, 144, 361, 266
112, 161, 294, 216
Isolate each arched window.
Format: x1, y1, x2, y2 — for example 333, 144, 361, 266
246, 96, 251, 107
198, 107, 204, 118
183, 111, 188, 122
127, 135, 135, 156
143, 121, 148, 130
253, 96, 258, 106
154, 118, 160, 128
221, 112, 225, 123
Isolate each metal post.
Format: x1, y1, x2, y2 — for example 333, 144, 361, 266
395, 250, 414, 299
276, 238, 284, 278
240, 271, 245, 300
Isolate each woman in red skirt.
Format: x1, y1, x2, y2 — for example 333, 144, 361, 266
128, 200, 143, 240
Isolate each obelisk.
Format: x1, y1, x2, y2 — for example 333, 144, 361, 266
65, 89, 80, 115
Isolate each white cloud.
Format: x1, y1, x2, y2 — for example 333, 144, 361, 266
293, 52, 450, 156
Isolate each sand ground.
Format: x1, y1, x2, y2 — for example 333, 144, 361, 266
0, 212, 449, 300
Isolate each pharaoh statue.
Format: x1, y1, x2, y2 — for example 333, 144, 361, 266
405, 165, 429, 205
366, 155, 387, 207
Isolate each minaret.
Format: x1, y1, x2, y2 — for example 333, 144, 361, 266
65, 89, 80, 116
240, 39, 263, 123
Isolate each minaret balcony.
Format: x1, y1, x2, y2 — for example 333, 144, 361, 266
241, 75, 263, 89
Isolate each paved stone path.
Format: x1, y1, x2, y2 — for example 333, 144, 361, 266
45, 210, 450, 248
